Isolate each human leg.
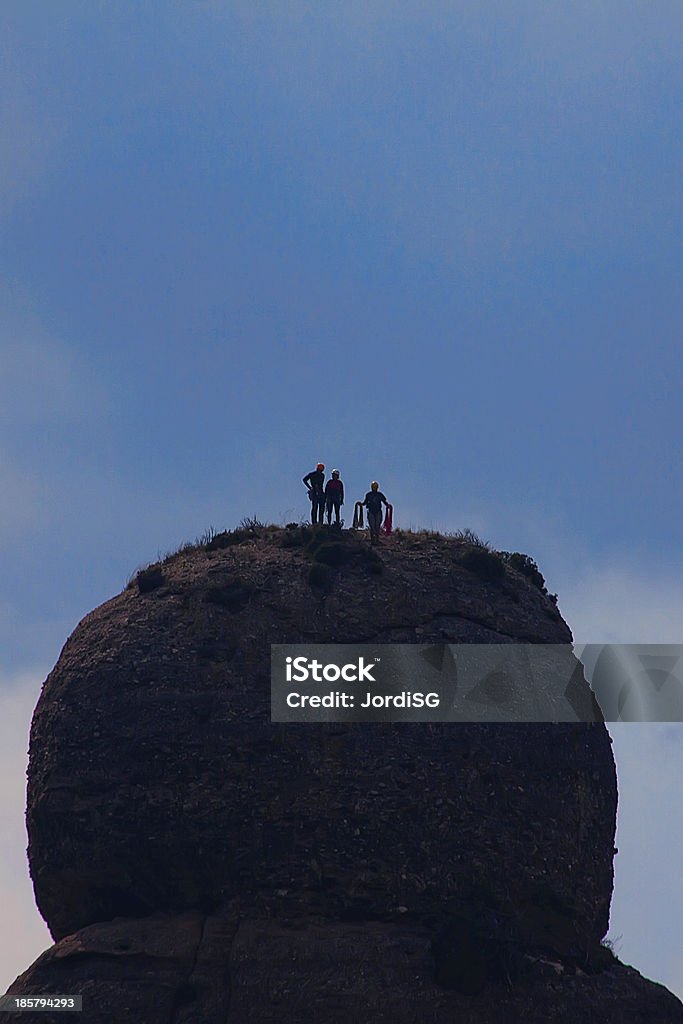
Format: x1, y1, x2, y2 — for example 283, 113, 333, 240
368, 511, 380, 541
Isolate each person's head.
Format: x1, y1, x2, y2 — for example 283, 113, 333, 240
371, 481, 379, 491
316, 463, 325, 471
332, 469, 340, 479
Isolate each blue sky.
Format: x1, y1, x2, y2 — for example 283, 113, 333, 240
1, 0, 681, 998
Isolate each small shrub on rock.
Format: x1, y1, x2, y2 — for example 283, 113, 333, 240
206, 529, 251, 551
239, 516, 266, 530
451, 528, 492, 550
281, 526, 309, 549
304, 527, 329, 555
136, 566, 165, 593
500, 552, 548, 594
589, 939, 618, 972
457, 546, 505, 583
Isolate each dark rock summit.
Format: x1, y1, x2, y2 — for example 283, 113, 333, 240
7, 527, 683, 1022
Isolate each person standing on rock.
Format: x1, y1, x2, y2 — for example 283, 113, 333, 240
324, 469, 344, 526
303, 463, 326, 525
363, 481, 389, 544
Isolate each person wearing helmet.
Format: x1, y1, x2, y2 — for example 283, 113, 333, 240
303, 463, 326, 524
324, 469, 345, 526
363, 481, 389, 544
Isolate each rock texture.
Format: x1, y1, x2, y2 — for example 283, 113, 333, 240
8, 912, 682, 1024
7, 526, 683, 1022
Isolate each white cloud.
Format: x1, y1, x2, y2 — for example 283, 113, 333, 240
670, 958, 683, 1006
0, 672, 52, 994
0, 604, 71, 678
474, 526, 683, 995
559, 566, 683, 644
608, 724, 683, 1000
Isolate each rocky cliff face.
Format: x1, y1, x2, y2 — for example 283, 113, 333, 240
7, 527, 683, 1022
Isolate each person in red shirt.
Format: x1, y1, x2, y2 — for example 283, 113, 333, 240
324, 469, 344, 526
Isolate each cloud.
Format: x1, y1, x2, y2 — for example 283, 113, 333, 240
0, 298, 109, 548
0, 304, 104, 429
671, 959, 683, 1006
0, 603, 71, 678
559, 566, 683, 644
608, 724, 683, 1000
0, 671, 52, 994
